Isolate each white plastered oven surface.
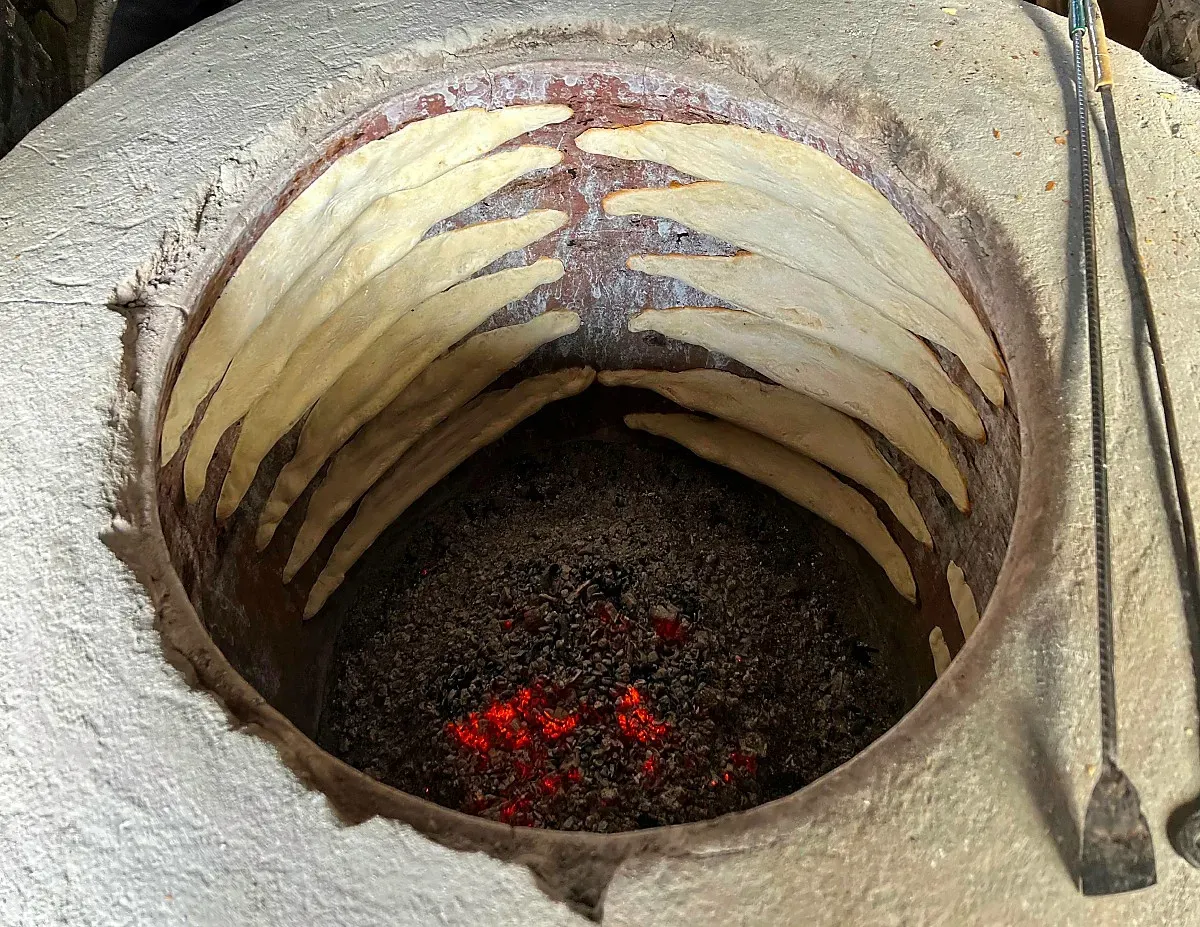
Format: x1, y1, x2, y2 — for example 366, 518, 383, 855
1, 0, 1200, 924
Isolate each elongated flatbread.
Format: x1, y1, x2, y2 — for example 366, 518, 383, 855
604, 181, 1004, 405
183, 145, 562, 503
627, 253, 984, 441
162, 104, 570, 463
216, 210, 567, 518
947, 560, 981, 639
929, 627, 952, 677
630, 306, 969, 512
284, 311, 581, 580
256, 258, 564, 549
598, 368, 931, 546
304, 368, 596, 617
577, 121, 1002, 378
625, 412, 916, 602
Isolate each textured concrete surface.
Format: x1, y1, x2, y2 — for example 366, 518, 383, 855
1, 0, 1200, 924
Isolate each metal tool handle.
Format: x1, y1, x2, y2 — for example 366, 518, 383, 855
1069, 0, 1089, 34
1085, 0, 1115, 89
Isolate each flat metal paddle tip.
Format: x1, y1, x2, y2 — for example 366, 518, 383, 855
1079, 765, 1157, 895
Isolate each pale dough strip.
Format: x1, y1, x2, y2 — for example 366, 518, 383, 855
630, 306, 970, 512
625, 412, 917, 603
948, 560, 981, 639
285, 312, 580, 579
598, 367, 932, 547
216, 209, 567, 518
183, 144, 562, 503
628, 253, 983, 441
604, 181, 1004, 405
577, 121, 1002, 380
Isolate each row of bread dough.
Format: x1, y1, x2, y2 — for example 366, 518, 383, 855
161, 104, 576, 510
299, 367, 922, 616
297, 365, 979, 620
156, 107, 998, 624
575, 122, 1006, 405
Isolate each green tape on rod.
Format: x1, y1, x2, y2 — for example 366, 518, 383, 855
1068, 0, 1088, 34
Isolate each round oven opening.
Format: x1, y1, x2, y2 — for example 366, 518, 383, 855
155, 65, 1020, 838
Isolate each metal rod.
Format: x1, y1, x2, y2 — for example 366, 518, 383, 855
1070, 9, 1118, 769
1083, 0, 1105, 86
1090, 31, 1199, 679
1072, 3, 1156, 893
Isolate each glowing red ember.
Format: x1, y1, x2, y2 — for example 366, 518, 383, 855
652, 611, 688, 643
538, 711, 578, 740
446, 684, 580, 756
442, 599, 756, 827
729, 750, 759, 775
615, 686, 670, 743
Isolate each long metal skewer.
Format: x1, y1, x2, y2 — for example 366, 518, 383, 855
1070, 0, 1156, 895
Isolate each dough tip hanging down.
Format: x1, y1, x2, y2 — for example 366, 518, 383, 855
598, 367, 933, 548
624, 412, 917, 604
